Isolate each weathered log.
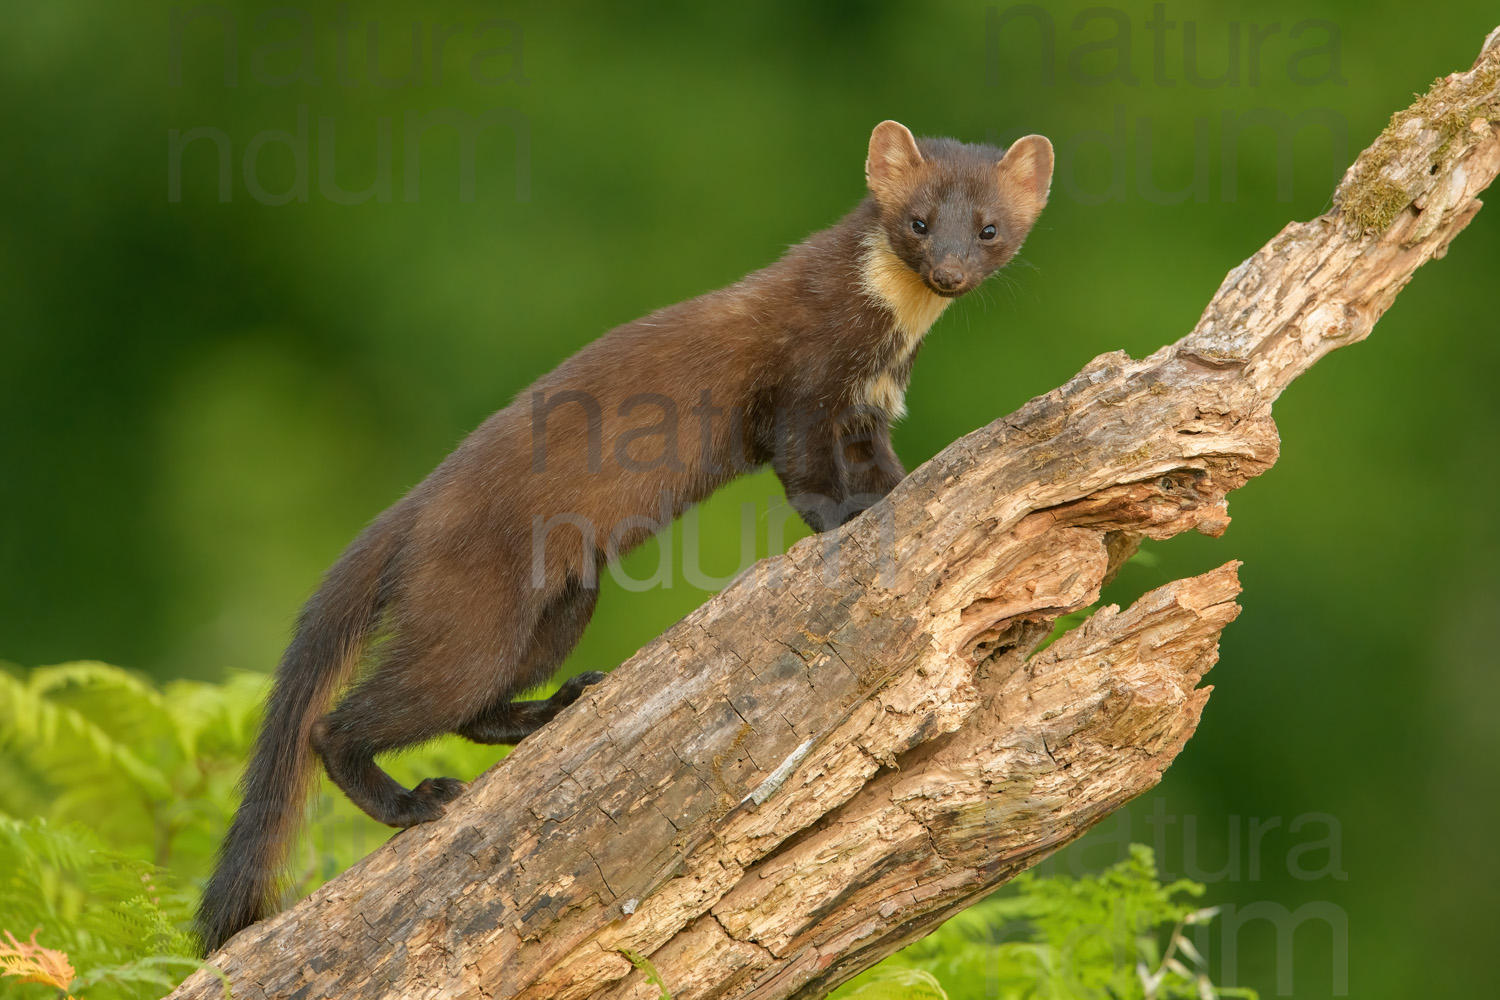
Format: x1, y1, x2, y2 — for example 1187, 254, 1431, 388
170, 26, 1500, 1000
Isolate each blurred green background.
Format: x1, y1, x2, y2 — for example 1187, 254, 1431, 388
3, 1, 1497, 996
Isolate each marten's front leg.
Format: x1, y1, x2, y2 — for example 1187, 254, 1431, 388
770, 401, 847, 533
838, 414, 905, 515
771, 405, 907, 532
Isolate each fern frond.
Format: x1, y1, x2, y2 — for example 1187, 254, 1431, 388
0, 928, 77, 996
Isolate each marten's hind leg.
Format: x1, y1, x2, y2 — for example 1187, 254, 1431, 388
310, 626, 530, 828
457, 578, 604, 746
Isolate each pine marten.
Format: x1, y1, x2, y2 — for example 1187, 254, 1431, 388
197, 120, 1054, 953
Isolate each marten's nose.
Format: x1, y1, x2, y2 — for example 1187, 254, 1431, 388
930, 265, 965, 292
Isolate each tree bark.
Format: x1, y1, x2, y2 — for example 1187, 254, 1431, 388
170, 26, 1500, 1000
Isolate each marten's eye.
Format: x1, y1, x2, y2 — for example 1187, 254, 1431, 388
911, 219, 928, 235
980, 225, 997, 240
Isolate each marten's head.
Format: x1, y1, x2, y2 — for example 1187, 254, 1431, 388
864, 121, 1053, 298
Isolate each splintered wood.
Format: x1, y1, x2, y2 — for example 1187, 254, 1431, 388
169, 26, 1500, 1000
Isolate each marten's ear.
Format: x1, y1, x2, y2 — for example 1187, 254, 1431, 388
866, 121, 924, 207
995, 135, 1054, 228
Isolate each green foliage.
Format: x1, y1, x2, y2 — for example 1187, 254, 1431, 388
0, 816, 205, 999
830, 846, 1256, 1000
0, 660, 511, 997
0, 661, 264, 878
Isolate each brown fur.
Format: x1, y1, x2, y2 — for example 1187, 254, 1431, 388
196, 121, 1054, 953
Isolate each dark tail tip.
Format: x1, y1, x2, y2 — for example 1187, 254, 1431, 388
195, 810, 281, 956
196, 867, 268, 956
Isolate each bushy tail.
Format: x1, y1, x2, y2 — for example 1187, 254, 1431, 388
195, 511, 406, 954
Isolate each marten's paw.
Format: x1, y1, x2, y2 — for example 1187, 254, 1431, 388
550, 671, 607, 707
404, 776, 469, 822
